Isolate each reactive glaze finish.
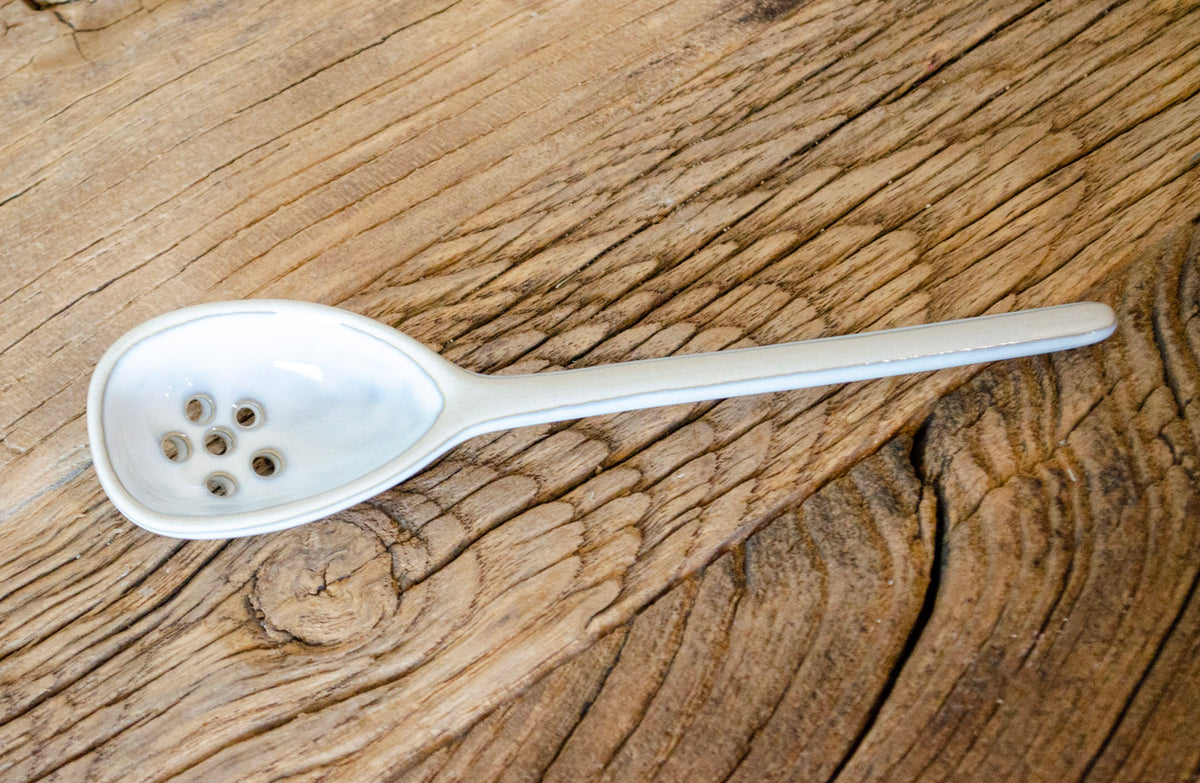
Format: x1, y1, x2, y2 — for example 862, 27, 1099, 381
88, 300, 1116, 538
90, 303, 447, 537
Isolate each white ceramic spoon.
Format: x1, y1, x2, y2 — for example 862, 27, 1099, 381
87, 300, 1115, 539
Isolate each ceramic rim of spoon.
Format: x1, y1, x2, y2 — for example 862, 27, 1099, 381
87, 300, 1115, 539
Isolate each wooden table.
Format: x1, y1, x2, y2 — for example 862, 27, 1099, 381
2, 0, 1199, 779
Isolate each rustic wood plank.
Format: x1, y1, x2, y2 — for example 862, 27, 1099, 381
836, 223, 1200, 781
0, 0, 1198, 779
3, 0, 1199, 505
384, 221, 1200, 783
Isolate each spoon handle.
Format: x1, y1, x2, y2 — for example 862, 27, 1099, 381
459, 302, 1115, 435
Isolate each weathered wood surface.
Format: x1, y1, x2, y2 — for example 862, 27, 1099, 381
398, 225, 1200, 783
1, 0, 1198, 779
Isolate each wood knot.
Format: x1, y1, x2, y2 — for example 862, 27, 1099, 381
250, 518, 399, 646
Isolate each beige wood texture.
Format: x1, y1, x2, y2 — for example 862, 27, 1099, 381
1, 0, 1198, 779
399, 226, 1200, 783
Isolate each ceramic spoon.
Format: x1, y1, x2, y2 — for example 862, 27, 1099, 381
87, 300, 1115, 538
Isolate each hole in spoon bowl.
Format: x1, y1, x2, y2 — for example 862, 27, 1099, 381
234, 400, 263, 429
251, 449, 283, 477
205, 473, 237, 497
204, 428, 234, 456
185, 394, 215, 425
160, 432, 190, 462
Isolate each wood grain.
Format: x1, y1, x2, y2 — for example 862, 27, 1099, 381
1, 0, 1198, 778
389, 220, 1200, 783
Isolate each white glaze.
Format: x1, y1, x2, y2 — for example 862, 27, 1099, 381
88, 300, 1116, 538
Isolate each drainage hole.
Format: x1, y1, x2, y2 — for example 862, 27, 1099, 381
185, 394, 215, 425
205, 473, 237, 497
252, 449, 283, 478
204, 428, 234, 456
234, 401, 263, 429
160, 433, 191, 462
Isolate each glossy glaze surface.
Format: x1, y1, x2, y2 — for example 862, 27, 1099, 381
89, 300, 1115, 538
92, 305, 444, 534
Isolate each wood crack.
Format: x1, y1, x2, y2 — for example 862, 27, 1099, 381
822, 427, 944, 783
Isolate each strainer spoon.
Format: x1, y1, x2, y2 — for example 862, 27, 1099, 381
87, 300, 1115, 538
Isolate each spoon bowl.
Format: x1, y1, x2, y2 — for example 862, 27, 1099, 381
90, 302, 455, 537
89, 299, 1115, 538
